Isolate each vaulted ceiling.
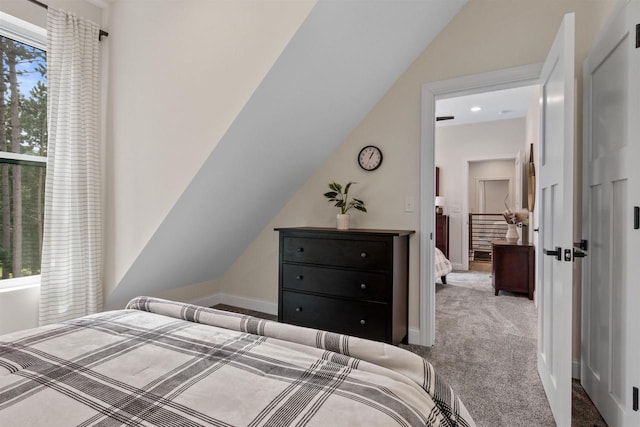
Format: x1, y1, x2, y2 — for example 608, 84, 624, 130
107, 0, 467, 306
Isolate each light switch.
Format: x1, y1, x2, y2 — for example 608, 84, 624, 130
405, 197, 416, 212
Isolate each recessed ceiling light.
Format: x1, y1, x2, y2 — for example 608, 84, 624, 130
470, 106, 482, 112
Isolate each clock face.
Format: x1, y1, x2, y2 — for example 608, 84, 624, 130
358, 145, 383, 171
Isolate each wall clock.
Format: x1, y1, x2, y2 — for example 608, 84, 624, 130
358, 145, 383, 171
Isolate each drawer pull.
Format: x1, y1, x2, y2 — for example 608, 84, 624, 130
360, 283, 367, 290
360, 252, 368, 258
296, 275, 303, 280
295, 307, 303, 312
360, 319, 366, 325
296, 247, 304, 253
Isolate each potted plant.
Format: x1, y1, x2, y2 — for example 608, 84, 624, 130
324, 181, 367, 229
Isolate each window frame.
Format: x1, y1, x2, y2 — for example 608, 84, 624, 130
0, 12, 47, 291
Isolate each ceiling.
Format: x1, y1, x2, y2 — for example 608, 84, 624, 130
436, 84, 539, 127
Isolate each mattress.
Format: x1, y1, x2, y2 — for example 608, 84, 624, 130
0, 296, 474, 426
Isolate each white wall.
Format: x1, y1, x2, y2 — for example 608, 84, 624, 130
436, 119, 524, 266
0, 286, 39, 335
218, 0, 615, 335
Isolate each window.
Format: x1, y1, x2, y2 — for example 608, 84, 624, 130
0, 13, 47, 285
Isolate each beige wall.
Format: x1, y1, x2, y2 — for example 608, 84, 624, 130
104, 0, 315, 298
218, 0, 616, 342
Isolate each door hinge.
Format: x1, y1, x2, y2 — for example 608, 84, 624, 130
636, 24, 640, 48
633, 386, 639, 411
634, 206, 639, 230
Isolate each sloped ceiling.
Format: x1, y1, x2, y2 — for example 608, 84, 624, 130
107, 0, 467, 306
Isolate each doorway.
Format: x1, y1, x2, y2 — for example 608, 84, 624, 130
418, 64, 543, 347
476, 177, 510, 214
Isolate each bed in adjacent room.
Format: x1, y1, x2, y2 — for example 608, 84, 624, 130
0, 297, 474, 426
435, 247, 453, 284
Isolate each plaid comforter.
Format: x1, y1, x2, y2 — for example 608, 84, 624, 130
0, 297, 475, 427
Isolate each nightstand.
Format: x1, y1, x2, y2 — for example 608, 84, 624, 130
491, 239, 535, 300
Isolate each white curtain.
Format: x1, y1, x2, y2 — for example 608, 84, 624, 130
39, 9, 102, 325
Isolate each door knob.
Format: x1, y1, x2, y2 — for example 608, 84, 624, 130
573, 248, 587, 261
543, 247, 562, 261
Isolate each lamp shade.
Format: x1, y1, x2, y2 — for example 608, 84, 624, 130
435, 196, 445, 207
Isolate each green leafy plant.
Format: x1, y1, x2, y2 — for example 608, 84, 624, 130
324, 181, 367, 214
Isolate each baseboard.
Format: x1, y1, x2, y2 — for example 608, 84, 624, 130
190, 293, 223, 308
452, 262, 464, 271
572, 359, 581, 380
191, 292, 278, 316
408, 327, 421, 345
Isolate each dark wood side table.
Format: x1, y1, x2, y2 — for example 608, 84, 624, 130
435, 214, 449, 258
275, 227, 414, 345
491, 240, 535, 300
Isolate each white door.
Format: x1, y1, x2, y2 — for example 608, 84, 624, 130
536, 13, 575, 427
582, 1, 640, 426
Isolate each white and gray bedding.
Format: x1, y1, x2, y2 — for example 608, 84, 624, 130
434, 247, 453, 279
0, 296, 474, 426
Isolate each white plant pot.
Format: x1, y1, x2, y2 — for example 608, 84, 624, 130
336, 213, 350, 230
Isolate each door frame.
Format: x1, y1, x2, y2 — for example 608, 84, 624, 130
419, 63, 542, 346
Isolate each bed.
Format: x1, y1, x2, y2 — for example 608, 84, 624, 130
435, 247, 453, 284
0, 296, 475, 426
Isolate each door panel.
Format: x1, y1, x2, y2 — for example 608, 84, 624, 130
537, 13, 575, 427
582, 1, 638, 425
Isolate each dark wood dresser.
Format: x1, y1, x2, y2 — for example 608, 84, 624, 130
435, 214, 449, 258
491, 239, 535, 300
275, 227, 414, 345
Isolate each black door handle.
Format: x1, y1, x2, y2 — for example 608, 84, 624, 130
573, 248, 587, 261
573, 239, 588, 251
543, 247, 562, 261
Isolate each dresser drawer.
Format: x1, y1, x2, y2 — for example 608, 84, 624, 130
281, 291, 387, 341
281, 264, 388, 302
282, 237, 389, 270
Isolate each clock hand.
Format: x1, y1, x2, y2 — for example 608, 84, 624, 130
369, 152, 374, 160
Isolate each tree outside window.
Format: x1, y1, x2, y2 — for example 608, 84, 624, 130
0, 35, 47, 280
